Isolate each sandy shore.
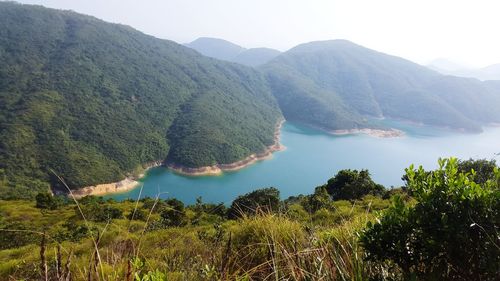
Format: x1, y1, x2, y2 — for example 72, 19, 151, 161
70, 178, 140, 199
331, 128, 404, 138
70, 161, 162, 198
167, 119, 286, 176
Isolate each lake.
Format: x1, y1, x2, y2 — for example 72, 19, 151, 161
107, 121, 500, 204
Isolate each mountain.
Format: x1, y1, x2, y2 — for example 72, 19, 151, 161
184, 37, 245, 61
428, 59, 500, 81
427, 58, 467, 73
0, 2, 282, 198
232, 48, 282, 67
476, 64, 500, 80
185, 37, 280, 67
261, 40, 500, 132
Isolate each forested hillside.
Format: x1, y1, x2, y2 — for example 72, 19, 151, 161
0, 2, 282, 197
261, 40, 500, 132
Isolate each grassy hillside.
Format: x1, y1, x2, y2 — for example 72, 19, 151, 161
0, 2, 282, 197
261, 40, 500, 131
0, 158, 497, 280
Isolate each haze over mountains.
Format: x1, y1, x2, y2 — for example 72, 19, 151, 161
428, 58, 500, 81
190, 37, 500, 132
261, 40, 500, 132
1, 2, 500, 197
185, 37, 281, 67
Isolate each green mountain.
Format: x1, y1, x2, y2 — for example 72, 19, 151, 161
185, 38, 280, 67
261, 40, 500, 132
0, 2, 282, 198
184, 37, 245, 61
232, 48, 281, 67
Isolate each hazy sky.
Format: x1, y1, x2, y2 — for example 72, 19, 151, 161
14, 0, 500, 67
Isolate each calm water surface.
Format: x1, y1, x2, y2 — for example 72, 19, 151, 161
108, 121, 500, 204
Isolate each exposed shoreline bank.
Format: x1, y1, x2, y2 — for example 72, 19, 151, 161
70, 161, 162, 199
70, 120, 285, 197
167, 119, 286, 176
331, 128, 405, 138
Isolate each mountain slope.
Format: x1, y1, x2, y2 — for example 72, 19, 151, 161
261, 40, 500, 131
428, 59, 500, 81
184, 37, 245, 61
0, 2, 282, 198
232, 48, 281, 67
185, 38, 280, 67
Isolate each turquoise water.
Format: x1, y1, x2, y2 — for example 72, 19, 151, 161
108, 121, 500, 204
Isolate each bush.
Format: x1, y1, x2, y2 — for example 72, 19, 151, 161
160, 198, 187, 227
35, 192, 65, 210
127, 208, 148, 221
76, 202, 123, 222
361, 158, 500, 280
228, 187, 281, 218
322, 169, 384, 201
458, 158, 498, 184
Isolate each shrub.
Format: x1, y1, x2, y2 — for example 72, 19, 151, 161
228, 187, 281, 218
35, 192, 65, 210
160, 198, 187, 227
361, 158, 500, 280
76, 201, 123, 222
322, 169, 384, 200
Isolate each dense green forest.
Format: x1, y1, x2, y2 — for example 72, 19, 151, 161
2, 2, 500, 201
0, 2, 282, 197
261, 40, 500, 132
0, 158, 498, 280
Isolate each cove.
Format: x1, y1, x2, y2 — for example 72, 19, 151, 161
107, 121, 500, 204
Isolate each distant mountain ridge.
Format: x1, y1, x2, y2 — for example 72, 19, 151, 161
261, 40, 500, 132
185, 37, 281, 67
428, 59, 500, 81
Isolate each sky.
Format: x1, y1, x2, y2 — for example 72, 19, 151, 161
14, 0, 500, 68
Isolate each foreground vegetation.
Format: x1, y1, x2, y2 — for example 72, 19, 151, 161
0, 158, 498, 280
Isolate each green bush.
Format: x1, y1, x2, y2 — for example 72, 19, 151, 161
361, 158, 500, 280
35, 192, 65, 210
321, 169, 384, 201
228, 187, 281, 218
160, 199, 187, 227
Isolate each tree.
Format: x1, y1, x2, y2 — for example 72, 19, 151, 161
361, 158, 500, 280
160, 198, 187, 227
322, 169, 384, 200
228, 187, 281, 218
76, 199, 123, 222
35, 192, 64, 210
458, 158, 498, 184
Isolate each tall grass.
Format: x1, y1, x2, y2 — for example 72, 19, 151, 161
0, 197, 385, 280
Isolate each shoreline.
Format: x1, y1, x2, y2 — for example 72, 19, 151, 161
331, 128, 405, 138
70, 161, 162, 199
167, 119, 286, 176
70, 120, 285, 196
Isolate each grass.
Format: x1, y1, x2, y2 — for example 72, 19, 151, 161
0, 195, 391, 281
